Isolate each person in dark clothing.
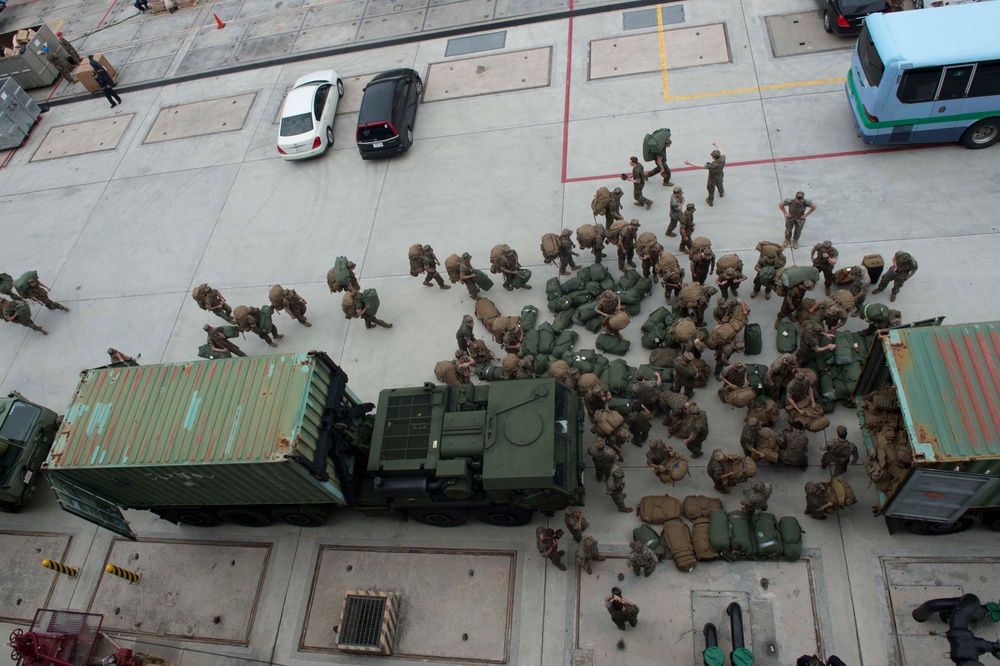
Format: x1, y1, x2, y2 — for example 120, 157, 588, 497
95, 69, 121, 108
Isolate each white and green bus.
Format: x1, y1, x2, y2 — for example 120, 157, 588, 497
846, 2, 1000, 149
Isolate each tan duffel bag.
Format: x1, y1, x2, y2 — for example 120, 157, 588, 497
661, 518, 697, 572
690, 516, 720, 561
638, 494, 682, 524
682, 495, 725, 521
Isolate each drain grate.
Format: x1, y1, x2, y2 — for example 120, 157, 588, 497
337, 590, 400, 655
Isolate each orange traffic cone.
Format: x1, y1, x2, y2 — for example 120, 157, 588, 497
213, 13, 226, 29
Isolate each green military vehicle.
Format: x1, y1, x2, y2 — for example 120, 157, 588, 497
0, 392, 61, 513
42, 351, 585, 539
854, 321, 1000, 535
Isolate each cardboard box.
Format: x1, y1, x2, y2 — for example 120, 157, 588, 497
14, 29, 35, 45
72, 54, 117, 93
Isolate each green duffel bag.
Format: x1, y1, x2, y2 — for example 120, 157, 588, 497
633, 276, 652, 297
259, 304, 276, 333
574, 301, 600, 325
600, 277, 616, 291
568, 290, 593, 307
728, 511, 756, 559
597, 333, 630, 356
548, 295, 574, 313
585, 317, 603, 333
474, 270, 494, 291
332, 256, 350, 287
546, 277, 562, 300
519, 305, 539, 331
560, 275, 586, 293
536, 323, 556, 355
585, 281, 604, 298
641, 324, 669, 349
589, 263, 609, 282
757, 264, 777, 287
781, 265, 820, 289
641, 306, 672, 332
616, 289, 641, 305
617, 269, 641, 290
638, 364, 670, 382
510, 268, 531, 289
752, 512, 784, 560
744, 322, 763, 355
553, 329, 579, 356
565, 348, 598, 374
608, 397, 635, 416
746, 363, 769, 394
576, 265, 594, 282
708, 510, 733, 559
779, 516, 803, 561
197, 343, 230, 359
633, 523, 667, 561
592, 353, 610, 379
552, 309, 574, 332
477, 364, 504, 381
776, 321, 798, 353
533, 354, 552, 375
608, 359, 636, 395
818, 366, 836, 400
623, 302, 641, 316
522, 328, 540, 356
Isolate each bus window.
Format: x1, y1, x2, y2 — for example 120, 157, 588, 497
897, 68, 942, 103
968, 62, 1000, 98
938, 65, 974, 100
857, 25, 884, 87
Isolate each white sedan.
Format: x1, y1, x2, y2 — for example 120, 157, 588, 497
277, 70, 344, 160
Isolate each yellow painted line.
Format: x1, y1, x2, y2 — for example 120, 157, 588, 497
656, 5, 669, 101
46, 20, 65, 32
667, 77, 846, 101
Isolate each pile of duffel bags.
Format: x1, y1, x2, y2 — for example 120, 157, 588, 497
632, 493, 804, 570
546, 265, 653, 335
804, 328, 874, 411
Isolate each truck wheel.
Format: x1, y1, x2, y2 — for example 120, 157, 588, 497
905, 516, 976, 535
0, 500, 24, 514
218, 507, 272, 527
271, 506, 327, 527
476, 506, 533, 526
167, 508, 220, 527
985, 517, 1000, 532
409, 507, 468, 527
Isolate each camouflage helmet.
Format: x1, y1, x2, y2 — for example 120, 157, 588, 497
611, 465, 624, 478
561, 228, 572, 237
750, 481, 766, 492
648, 438, 663, 450
422, 244, 432, 251
745, 415, 759, 427
732, 359, 745, 369
613, 187, 623, 195
202, 324, 213, 332
601, 289, 616, 300
711, 149, 721, 158
803, 279, 816, 288
686, 203, 696, 210
629, 540, 643, 551
805, 481, 823, 494
795, 191, 805, 199
673, 186, 683, 194
582, 535, 597, 548
629, 219, 640, 228
347, 261, 356, 269
461, 252, 471, 260
455, 349, 468, 359
107, 347, 116, 355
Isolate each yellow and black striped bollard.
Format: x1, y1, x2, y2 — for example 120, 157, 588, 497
42, 559, 78, 577
105, 563, 141, 584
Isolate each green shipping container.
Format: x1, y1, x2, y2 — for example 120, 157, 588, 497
45, 352, 356, 511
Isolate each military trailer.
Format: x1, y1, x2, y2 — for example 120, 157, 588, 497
0, 392, 61, 513
854, 321, 1000, 535
42, 351, 585, 539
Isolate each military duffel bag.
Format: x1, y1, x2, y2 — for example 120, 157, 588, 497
637, 494, 681, 524
709, 510, 736, 561
633, 523, 666, 561
661, 518, 697, 572
597, 333, 630, 356
728, 510, 756, 559
779, 516, 804, 561
691, 516, 720, 561
752, 512, 784, 560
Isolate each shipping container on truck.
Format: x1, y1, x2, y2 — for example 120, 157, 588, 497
854, 321, 1000, 535
43, 351, 585, 539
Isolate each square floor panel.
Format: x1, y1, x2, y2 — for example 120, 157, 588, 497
589, 23, 730, 80
765, 11, 852, 58
30, 116, 134, 162
0, 531, 73, 623
424, 46, 552, 102
143, 93, 256, 144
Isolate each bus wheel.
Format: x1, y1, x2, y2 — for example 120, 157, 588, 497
218, 507, 273, 527
905, 516, 975, 535
961, 118, 999, 149
166, 508, 221, 527
409, 507, 468, 527
476, 506, 533, 527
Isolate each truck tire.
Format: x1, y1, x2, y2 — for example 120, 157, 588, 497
270, 506, 328, 527
476, 506, 533, 526
217, 507, 272, 527
166, 508, 220, 527
905, 516, 976, 536
409, 507, 468, 527
985, 516, 1000, 532
0, 500, 24, 513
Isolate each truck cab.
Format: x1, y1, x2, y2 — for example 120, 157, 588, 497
0, 392, 60, 513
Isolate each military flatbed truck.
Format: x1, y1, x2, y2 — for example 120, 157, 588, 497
40, 351, 585, 539
0, 392, 61, 513
854, 321, 1000, 535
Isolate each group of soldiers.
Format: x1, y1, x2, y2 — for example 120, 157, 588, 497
0, 271, 70, 336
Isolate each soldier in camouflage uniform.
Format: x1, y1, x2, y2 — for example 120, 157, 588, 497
778, 422, 809, 470
684, 143, 726, 207
456, 315, 476, 352
282, 289, 312, 327
193, 284, 234, 323
689, 246, 716, 286
564, 506, 589, 542
640, 240, 664, 283
860, 304, 902, 335
810, 241, 840, 295
630, 370, 661, 411
778, 191, 817, 249
15, 271, 70, 312
796, 320, 835, 368
588, 438, 618, 481
821, 425, 859, 476
775, 279, 813, 329
0, 273, 22, 301
558, 229, 581, 275
1, 298, 47, 335
458, 253, 480, 300
576, 535, 605, 575
750, 248, 782, 300
617, 220, 640, 271
714, 336, 746, 381
804, 482, 837, 520
872, 250, 918, 302
739, 415, 761, 458
678, 204, 696, 253
237, 305, 283, 346
605, 587, 639, 630
666, 186, 684, 237
498, 248, 531, 291
625, 156, 652, 209
740, 482, 773, 516
606, 465, 633, 512
843, 265, 871, 314
785, 371, 817, 416
680, 403, 709, 458
421, 245, 451, 289
535, 527, 567, 571
583, 384, 611, 422
606, 424, 633, 457
203, 324, 245, 357
605, 187, 625, 227
707, 449, 734, 493
672, 351, 699, 398
328, 260, 360, 293
646, 439, 688, 483
107, 348, 138, 364
628, 539, 658, 577
351, 291, 393, 329
627, 401, 653, 445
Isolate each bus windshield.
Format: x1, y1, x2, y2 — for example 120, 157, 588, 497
857, 25, 884, 88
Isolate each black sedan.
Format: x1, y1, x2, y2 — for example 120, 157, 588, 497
817, 0, 886, 35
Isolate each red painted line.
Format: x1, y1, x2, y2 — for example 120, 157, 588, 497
96, 0, 118, 29
560, 0, 574, 184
